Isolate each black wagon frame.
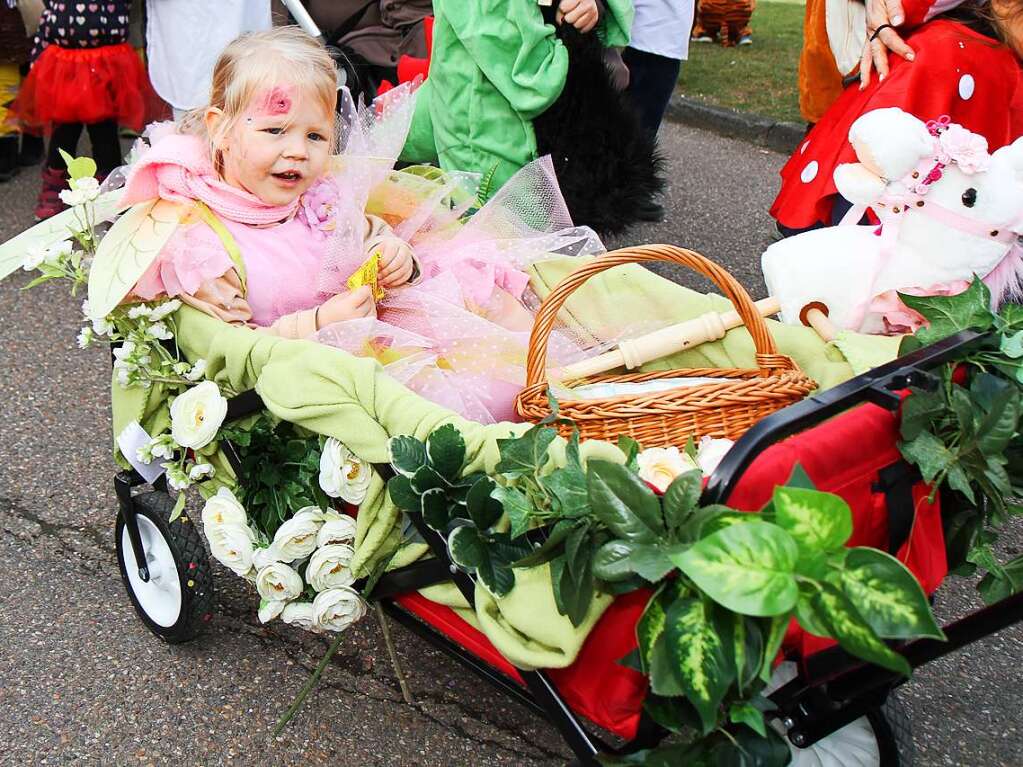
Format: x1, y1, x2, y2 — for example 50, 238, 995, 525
113, 329, 1023, 765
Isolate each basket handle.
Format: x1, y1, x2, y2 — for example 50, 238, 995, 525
525, 245, 795, 388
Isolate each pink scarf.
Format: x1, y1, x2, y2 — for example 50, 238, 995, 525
120, 133, 299, 226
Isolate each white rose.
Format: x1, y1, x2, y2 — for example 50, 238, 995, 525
316, 513, 358, 548
636, 446, 699, 493
306, 544, 356, 592
313, 587, 367, 633
207, 523, 257, 577
258, 599, 286, 624
169, 380, 228, 449
201, 487, 248, 530
318, 438, 372, 504
252, 546, 280, 571
695, 437, 735, 477
256, 562, 304, 602
281, 601, 320, 632
272, 507, 325, 562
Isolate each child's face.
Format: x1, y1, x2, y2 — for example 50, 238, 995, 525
213, 86, 334, 207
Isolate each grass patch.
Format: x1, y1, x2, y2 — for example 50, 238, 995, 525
678, 0, 804, 123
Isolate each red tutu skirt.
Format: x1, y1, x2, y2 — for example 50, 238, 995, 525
10, 43, 164, 133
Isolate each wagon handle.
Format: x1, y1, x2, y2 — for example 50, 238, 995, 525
525, 244, 796, 388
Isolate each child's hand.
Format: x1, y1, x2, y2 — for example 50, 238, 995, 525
377, 237, 416, 288
556, 0, 600, 33
317, 286, 376, 326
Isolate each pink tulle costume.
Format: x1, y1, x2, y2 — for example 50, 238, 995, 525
122, 90, 608, 423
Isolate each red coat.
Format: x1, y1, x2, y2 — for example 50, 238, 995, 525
772, 20, 1023, 230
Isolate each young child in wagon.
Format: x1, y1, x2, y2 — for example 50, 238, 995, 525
120, 26, 599, 424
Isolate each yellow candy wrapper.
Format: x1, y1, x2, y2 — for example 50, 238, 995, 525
346, 252, 386, 300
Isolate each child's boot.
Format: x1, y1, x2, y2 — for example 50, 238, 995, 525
34, 166, 69, 221
0, 135, 18, 182
18, 133, 44, 167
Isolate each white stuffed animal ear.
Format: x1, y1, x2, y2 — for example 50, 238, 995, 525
834, 163, 887, 206
994, 135, 1023, 186
848, 108, 934, 181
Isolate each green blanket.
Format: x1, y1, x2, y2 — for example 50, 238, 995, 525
112, 256, 901, 670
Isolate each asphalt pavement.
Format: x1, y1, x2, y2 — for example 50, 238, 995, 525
1, 120, 1021, 767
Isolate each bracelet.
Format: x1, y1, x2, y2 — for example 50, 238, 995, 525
870, 23, 895, 42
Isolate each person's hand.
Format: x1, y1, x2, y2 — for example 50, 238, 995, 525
556, 0, 600, 33
317, 286, 376, 326
860, 0, 916, 90
377, 237, 416, 288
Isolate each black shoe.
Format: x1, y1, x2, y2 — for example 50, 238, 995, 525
0, 136, 19, 183
18, 133, 44, 167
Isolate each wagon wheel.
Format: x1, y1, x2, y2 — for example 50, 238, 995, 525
115, 491, 214, 643
773, 663, 914, 767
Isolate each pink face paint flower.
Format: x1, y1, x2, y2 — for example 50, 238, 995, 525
297, 176, 340, 238
939, 124, 990, 174
257, 86, 294, 117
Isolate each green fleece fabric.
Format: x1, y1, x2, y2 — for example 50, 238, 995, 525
400, 0, 633, 197
110, 256, 900, 671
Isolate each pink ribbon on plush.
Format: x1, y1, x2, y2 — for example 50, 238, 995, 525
120, 133, 299, 226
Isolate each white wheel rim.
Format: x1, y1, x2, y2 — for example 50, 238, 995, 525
767, 663, 882, 767
122, 515, 183, 628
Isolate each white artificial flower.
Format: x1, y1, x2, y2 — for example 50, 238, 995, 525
136, 442, 154, 464
207, 523, 257, 577
44, 240, 73, 265
200, 487, 248, 530
59, 188, 88, 207
184, 359, 207, 382
271, 507, 324, 562
76, 327, 94, 349
150, 439, 175, 460
115, 340, 136, 357
148, 299, 182, 321
147, 322, 173, 341
172, 361, 191, 375
281, 601, 319, 632
258, 599, 287, 624
316, 513, 358, 548
116, 367, 132, 387
636, 446, 699, 493
306, 544, 356, 592
189, 463, 214, 481
80, 299, 91, 317
22, 245, 47, 271
127, 304, 153, 320
695, 437, 735, 477
313, 586, 367, 633
255, 562, 304, 602
165, 465, 191, 491
75, 176, 100, 201
92, 315, 114, 336
318, 438, 372, 504
169, 380, 228, 450
252, 546, 280, 571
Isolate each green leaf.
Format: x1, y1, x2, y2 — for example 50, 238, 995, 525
617, 435, 641, 469
662, 470, 703, 531
643, 694, 702, 735
492, 484, 532, 539
664, 597, 734, 734
1001, 329, 1023, 357
729, 701, 767, 737
420, 487, 449, 531
551, 554, 595, 627
673, 521, 799, 616
448, 525, 487, 569
900, 278, 994, 344
410, 465, 446, 494
900, 389, 945, 441
637, 585, 668, 674
976, 389, 1020, 457
773, 486, 853, 553
901, 430, 955, 483
389, 435, 427, 477
759, 614, 791, 682
946, 463, 976, 504
565, 523, 591, 580
648, 633, 686, 698
59, 148, 97, 182
630, 545, 680, 583
587, 460, 664, 543
539, 465, 589, 518
977, 554, 1023, 603
734, 616, 764, 690
495, 426, 556, 476
426, 423, 466, 480
836, 548, 945, 639
804, 582, 912, 676
168, 491, 187, 522
728, 726, 792, 767
676, 504, 739, 543
486, 532, 534, 566
477, 558, 515, 597
513, 520, 574, 568
593, 539, 639, 582
466, 477, 502, 532
795, 582, 832, 637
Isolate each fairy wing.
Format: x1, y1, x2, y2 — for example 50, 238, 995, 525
0, 190, 127, 282
87, 198, 191, 319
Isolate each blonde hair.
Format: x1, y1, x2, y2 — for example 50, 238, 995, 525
179, 26, 338, 167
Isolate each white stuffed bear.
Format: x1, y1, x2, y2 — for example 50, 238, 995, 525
763, 107, 1023, 334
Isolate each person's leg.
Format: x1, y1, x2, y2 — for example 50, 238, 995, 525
35, 122, 83, 220
85, 119, 123, 176
622, 47, 683, 138
16, 62, 43, 166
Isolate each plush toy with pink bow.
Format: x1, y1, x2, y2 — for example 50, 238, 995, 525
762, 107, 1023, 334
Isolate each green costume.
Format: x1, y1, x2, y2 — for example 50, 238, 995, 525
401, 0, 634, 197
